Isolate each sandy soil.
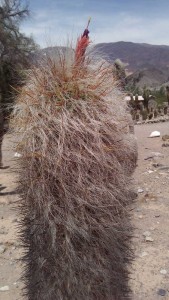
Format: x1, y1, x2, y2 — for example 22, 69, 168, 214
0, 122, 169, 300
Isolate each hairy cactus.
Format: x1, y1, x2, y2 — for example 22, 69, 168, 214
12, 48, 137, 300
141, 108, 148, 121
164, 106, 168, 115
154, 109, 158, 118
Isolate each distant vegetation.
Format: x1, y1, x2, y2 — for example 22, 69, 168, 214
0, 0, 37, 119
125, 85, 167, 105
113, 58, 168, 105
113, 58, 169, 121
92, 41, 169, 108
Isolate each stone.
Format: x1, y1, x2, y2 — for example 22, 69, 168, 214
151, 152, 163, 157
155, 214, 160, 218
14, 152, 22, 157
147, 170, 154, 174
160, 269, 167, 275
143, 231, 151, 237
152, 163, 163, 168
139, 251, 148, 257
145, 236, 154, 242
149, 131, 160, 138
0, 245, 6, 254
162, 143, 169, 147
138, 188, 144, 193
144, 152, 163, 160
0, 286, 10, 291
162, 134, 169, 141
157, 289, 166, 296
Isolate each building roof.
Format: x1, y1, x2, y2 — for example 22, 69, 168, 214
124, 95, 144, 101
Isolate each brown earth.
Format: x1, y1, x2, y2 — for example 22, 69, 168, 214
0, 122, 169, 300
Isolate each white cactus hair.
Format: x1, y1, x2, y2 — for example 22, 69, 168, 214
12, 42, 137, 300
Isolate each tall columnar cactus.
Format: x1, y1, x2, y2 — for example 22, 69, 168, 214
13, 24, 137, 300
166, 86, 169, 106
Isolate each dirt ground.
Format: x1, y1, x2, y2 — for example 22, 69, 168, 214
0, 122, 169, 300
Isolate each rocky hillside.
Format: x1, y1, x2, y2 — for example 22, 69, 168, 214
91, 41, 169, 89
126, 67, 169, 90
91, 41, 169, 72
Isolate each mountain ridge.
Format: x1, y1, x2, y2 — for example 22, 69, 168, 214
91, 41, 169, 72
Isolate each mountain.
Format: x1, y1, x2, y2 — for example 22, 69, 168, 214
90, 41, 169, 89
125, 66, 169, 90
91, 41, 169, 72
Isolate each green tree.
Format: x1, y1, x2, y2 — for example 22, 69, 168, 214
0, 0, 37, 109
0, 0, 37, 167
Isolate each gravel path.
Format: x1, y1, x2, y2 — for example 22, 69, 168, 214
0, 122, 169, 300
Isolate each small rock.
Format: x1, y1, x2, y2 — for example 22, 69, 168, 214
0, 285, 10, 291
139, 251, 148, 257
138, 215, 143, 219
157, 289, 166, 296
152, 163, 163, 168
151, 152, 163, 157
0, 245, 6, 254
144, 155, 154, 160
147, 170, 154, 174
143, 231, 151, 237
155, 214, 160, 218
144, 152, 163, 160
149, 131, 160, 138
145, 236, 154, 242
162, 134, 169, 141
138, 188, 144, 193
162, 143, 169, 147
160, 269, 167, 275
14, 152, 22, 158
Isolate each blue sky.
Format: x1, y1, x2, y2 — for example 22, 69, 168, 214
20, 0, 169, 48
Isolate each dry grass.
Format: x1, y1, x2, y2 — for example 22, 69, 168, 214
12, 49, 137, 300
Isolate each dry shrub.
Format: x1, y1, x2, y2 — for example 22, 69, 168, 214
12, 49, 137, 300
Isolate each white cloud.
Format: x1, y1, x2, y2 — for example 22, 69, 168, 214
20, 9, 169, 48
